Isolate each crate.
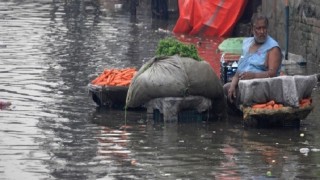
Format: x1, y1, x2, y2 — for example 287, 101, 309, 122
152, 109, 212, 122
146, 96, 214, 122
220, 53, 241, 84
88, 83, 128, 109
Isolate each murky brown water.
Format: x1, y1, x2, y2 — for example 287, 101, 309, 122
1, 0, 320, 179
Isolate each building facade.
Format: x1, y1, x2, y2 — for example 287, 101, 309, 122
262, 0, 320, 64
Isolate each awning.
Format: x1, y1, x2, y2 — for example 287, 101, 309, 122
173, 0, 247, 37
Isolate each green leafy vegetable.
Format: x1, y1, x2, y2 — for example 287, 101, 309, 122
155, 38, 202, 61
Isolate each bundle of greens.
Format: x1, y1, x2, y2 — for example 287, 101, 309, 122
155, 38, 202, 61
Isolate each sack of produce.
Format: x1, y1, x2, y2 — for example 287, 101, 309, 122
238, 74, 318, 107
126, 55, 224, 108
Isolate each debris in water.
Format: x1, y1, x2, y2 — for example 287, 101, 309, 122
0, 100, 11, 109
266, 171, 272, 177
300, 148, 310, 156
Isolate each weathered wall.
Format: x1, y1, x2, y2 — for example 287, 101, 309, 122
261, 0, 320, 63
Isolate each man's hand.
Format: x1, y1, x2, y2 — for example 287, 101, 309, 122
239, 72, 256, 80
228, 86, 237, 103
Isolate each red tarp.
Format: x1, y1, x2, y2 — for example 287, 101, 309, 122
173, 34, 224, 75
173, 0, 247, 37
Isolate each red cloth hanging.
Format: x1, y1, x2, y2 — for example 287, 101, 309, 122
173, 0, 247, 37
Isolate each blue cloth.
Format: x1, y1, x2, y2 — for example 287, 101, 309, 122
237, 35, 281, 74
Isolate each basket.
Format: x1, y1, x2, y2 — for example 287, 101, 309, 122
88, 83, 129, 109
240, 104, 314, 128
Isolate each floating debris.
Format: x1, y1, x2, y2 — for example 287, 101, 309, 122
0, 100, 11, 109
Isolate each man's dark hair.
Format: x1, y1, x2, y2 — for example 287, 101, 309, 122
251, 14, 269, 27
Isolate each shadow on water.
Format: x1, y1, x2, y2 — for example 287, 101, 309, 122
1, 0, 320, 179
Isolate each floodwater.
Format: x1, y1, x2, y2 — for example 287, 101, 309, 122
1, 0, 320, 179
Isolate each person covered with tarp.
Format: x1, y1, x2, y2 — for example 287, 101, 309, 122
223, 14, 282, 110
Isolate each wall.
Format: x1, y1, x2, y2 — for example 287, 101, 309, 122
261, 0, 320, 63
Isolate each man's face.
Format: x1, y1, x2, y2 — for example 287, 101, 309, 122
252, 19, 268, 44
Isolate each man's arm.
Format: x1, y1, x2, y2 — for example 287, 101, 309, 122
265, 46, 282, 77
228, 72, 240, 102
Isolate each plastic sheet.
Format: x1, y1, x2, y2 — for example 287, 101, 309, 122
238, 74, 318, 107
173, 0, 247, 37
218, 37, 244, 54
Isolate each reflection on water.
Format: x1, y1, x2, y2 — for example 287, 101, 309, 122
1, 0, 320, 179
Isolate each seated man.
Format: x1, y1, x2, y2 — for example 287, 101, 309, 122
224, 14, 282, 110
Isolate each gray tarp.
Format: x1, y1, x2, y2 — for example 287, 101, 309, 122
126, 55, 225, 108
238, 74, 318, 107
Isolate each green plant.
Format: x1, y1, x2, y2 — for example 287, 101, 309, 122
155, 38, 202, 61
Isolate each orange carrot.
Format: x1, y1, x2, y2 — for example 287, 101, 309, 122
92, 74, 106, 84
91, 68, 137, 86
273, 103, 283, 109
265, 105, 273, 109
252, 103, 267, 109
299, 98, 312, 107
300, 101, 311, 107
266, 100, 275, 106
117, 80, 131, 86
121, 76, 132, 81
108, 73, 115, 83
112, 79, 124, 84
300, 98, 311, 104
273, 104, 279, 109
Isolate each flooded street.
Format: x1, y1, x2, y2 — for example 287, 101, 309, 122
1, 0, 320, 179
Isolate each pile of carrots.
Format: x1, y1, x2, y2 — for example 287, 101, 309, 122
251, 98, 312, 110
251, 100, 283, 110
299, 98, 312, 107
91, 68, 137, 86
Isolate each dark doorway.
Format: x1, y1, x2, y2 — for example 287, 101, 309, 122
151, 0, 169, 19
232, 0, 262, 37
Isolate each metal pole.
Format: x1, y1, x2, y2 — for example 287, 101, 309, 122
130, 0, 137, 16
284, 0, 289, 60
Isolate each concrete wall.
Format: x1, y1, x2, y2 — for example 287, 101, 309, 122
261, 0, 320, 63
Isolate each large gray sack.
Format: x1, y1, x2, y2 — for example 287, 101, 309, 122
126, 55, 224, 108
238, 74, 318, 107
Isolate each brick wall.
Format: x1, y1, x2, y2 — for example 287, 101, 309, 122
261, 0, 320, 63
